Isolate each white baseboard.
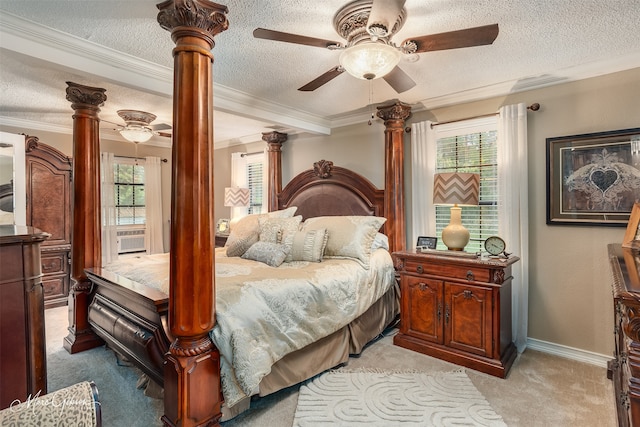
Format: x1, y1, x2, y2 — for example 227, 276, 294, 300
525, 338, 611, 368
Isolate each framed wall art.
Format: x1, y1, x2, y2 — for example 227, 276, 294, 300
546, 127, 640, 226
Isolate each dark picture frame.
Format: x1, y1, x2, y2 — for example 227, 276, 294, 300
416, 236, 437, 250
546, 127, 640, 226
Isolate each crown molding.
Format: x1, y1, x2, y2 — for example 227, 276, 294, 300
420, 51, 640, 110
0, 12, 330, 136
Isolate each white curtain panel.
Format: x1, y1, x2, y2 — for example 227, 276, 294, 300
230, 152, 249, 219
410, 120, 437, 243
145, 156, 164, 254
498, 103, 530, 352
100, 152, 118, 265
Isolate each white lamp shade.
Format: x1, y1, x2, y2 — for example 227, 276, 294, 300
224, 187, 250, 207
339, 42, 401, 80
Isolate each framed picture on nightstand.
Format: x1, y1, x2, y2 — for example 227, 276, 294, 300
216, 218, 230, 234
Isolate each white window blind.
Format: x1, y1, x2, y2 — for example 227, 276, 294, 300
246, 160, 263, 215
434, 118, 499, 253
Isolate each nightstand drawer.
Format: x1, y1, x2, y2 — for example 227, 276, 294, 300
404, 259, 490, 282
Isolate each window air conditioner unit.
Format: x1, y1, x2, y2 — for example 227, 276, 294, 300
117, 228, 146, 254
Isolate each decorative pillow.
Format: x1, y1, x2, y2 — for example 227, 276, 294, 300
241, 241, 289, 267
286, 228, 329, 262
301, 216, 387, 268
371, 232, 389, 251
225, 207, 298, 248
225, 232, 259, 257
258, 215, 302, 243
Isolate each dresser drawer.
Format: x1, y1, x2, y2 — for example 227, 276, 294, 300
41, 252, 69, 275
404, 259, 491, 283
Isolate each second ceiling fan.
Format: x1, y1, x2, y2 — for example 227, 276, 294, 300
253, 0, 499, 93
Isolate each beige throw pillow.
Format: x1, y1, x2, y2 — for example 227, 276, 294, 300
286, 228, 329, 262
225, 206, 298, 248
301, 216, 387, 268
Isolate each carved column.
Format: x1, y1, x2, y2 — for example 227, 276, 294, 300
157, 1, 228, 426
262, 131, 287, 211
377, 101, 411, 254
63, 82, 106, 354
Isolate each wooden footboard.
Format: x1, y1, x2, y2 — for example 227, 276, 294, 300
85, 268, 170, 385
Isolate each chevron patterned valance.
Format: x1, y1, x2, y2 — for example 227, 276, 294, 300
224, 187, 250, 207
433, 173, 480, 206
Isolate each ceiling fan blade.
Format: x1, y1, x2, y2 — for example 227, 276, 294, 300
253, 28, 342, 49
383, 66, 416, 93
298, 66, 345, 91
101, 119, 123, 128
156, 131, 172, 138
403, 24, 499, 53
151, 123, 172, 131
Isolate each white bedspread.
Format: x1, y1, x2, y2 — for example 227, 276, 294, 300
103, 247, 395, 407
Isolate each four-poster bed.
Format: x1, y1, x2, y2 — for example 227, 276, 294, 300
63, 1, 411, 426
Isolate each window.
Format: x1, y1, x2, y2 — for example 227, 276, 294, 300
113, 159, 146, 226
434, 119, 499, 253
246, 159, 263, 215
231, 151, 266, 216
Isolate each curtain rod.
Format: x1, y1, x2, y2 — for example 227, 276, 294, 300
240, 151, 262, 157
430, 103, 540, 128
115, 155, 168, 163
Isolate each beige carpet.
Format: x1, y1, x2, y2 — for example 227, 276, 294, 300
293, 369, 506, 426
45, 306, 616, 426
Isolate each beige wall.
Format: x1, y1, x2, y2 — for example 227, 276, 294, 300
275, 67, 639, 357
3, 67, 637, 357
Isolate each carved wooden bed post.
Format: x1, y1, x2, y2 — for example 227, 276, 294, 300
63, 82, 106, 354
377, 101, 411, 254
156, 1, 228, 426
263, 131, 287, 212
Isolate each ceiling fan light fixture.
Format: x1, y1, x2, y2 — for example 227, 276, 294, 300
339, 42, 401, 80
116, 109, 156, 143
119, 125, 153, 143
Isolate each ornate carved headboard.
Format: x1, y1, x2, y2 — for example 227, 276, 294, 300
278, 160, 386, 232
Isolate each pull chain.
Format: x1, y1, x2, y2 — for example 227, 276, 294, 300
368, 79, 374, 126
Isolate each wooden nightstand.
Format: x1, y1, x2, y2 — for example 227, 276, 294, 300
215, 233, 228, 247
392, 250, 519, 378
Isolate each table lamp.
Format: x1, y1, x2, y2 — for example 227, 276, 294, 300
432, 172, 480, 251
224, 187, 250, 229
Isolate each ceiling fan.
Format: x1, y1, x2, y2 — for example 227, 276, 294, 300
253, 0, 499, 93
103, 110, 172, 144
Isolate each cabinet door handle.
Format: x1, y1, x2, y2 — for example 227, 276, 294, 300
437, 303, 442, 322
466, 270, 475, 281
463, 290, 473, 299
416, 265, 424, 274
445, 304, 450, 324
418, 282, 427, 291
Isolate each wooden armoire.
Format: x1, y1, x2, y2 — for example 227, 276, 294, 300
25, 136, 72, 309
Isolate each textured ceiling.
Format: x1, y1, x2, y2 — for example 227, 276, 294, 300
0, 0, 639, 147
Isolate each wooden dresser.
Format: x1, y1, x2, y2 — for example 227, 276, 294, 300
608, 243, 640, 427
25, 136, 73, 309
392, 250, 519, 378
0, 225, 49, 409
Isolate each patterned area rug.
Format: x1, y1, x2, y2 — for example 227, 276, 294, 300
293, 369, 507, 427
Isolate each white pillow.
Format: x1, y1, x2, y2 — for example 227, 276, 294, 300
301, 216, 387, 268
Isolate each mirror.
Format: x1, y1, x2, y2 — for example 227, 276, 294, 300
0, 131, 26, 225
